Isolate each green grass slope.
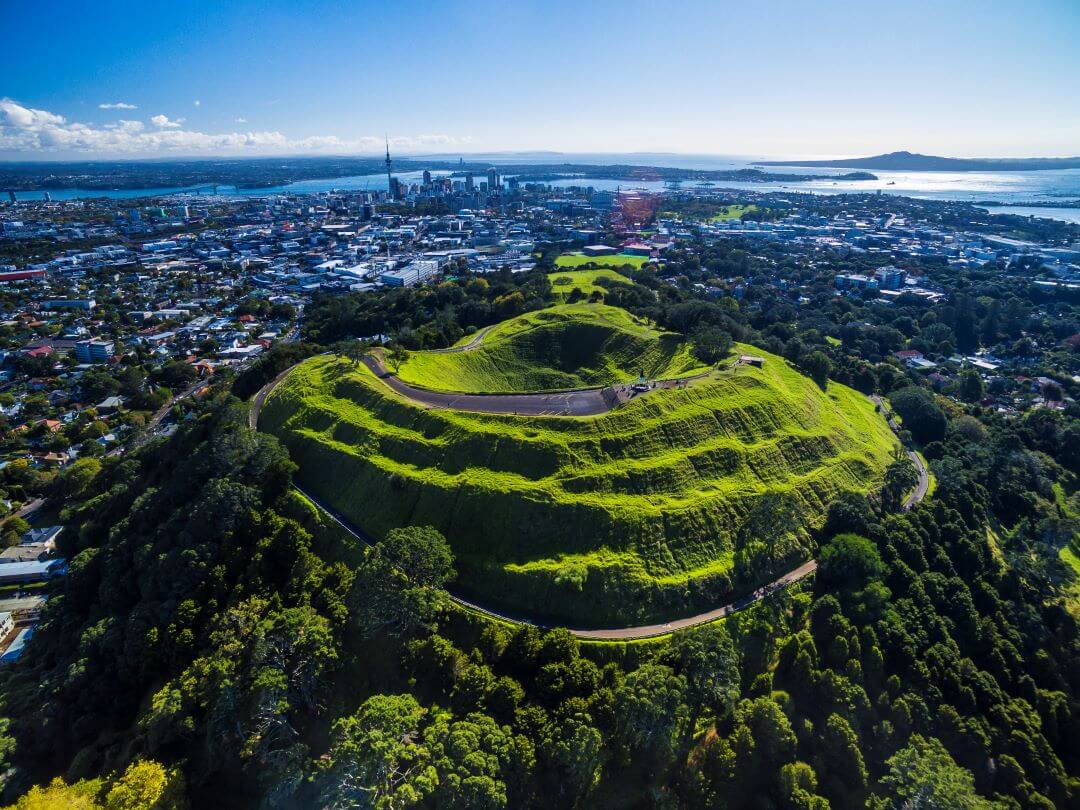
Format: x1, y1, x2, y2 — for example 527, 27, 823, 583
262, 346, 898, 626
554, 253, 651, 269
395, 303, 706, 393
548, 269, 633, 302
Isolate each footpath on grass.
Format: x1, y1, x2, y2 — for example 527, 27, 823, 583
360, 352, 716, 417
248, 359, 929, 640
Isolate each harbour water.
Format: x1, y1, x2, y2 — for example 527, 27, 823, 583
11, 157, 1080, 223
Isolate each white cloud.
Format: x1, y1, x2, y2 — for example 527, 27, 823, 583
235, 117, 248, 124
0, 98, 470, 156
107, 119, 145, 134
98, 102, 137, 110
150, 114, 183, 129
193, 99, 201, 108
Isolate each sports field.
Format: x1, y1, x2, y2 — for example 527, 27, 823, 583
553, 252, 651, 269
548, 268, 633, 301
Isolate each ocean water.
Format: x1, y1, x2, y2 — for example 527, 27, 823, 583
10, 157, 1080, 224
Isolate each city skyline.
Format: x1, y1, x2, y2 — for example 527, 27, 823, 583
3, 0, 1080, 160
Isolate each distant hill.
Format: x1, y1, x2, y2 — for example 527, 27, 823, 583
757, 150, 1080, 172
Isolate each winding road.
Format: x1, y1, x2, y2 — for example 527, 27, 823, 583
361, 348, 718, 417
871, 394, 930, 510
362, 354, 617, 416
247, 358, 929, 640
292, 479, 819, 640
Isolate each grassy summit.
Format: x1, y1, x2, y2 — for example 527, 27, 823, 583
262, 322, 898, 626
395, 303, 706, 393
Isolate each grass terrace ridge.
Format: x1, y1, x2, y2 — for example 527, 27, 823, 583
394, 303, 706, 393
262, 310, 898, 626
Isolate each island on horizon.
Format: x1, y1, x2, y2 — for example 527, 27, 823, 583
757, 149, 1080, 172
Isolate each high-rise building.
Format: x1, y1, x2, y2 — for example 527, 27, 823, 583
422, 169, 432, 186
74, 339, 115, 364
465, 172, 475, 191
487, 168, 500, 192
873, 265, 906, 290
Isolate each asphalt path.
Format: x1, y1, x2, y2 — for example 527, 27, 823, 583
425, 325, 493, 354
245, 362, 930, 640
362, 354, 615, 416
291, 480, 819, 640
360, 350, 720, 417
871, 394, 931, 510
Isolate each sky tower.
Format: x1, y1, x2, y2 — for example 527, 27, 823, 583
384, 137, 395, 199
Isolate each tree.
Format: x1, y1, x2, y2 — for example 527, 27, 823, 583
979, 298, 1001, 345
818, 534, 885, 590
953, 295, 979, 354
104, 759, 187, 810
53, 457, 102, 501
815, 714, 867, 804
883, 457, 919, 512
669, 624, 740, 724
321, 693, 436, 809
872, 734, 993, 809
154, 361, 197, 389
1, 516, 29, 549
822, 492, 874, 538
335, 340, 368, 367
349, 526, 455, 638
778, 762, 829, 809
691, 327, 733, 365
802, 351, 832, 388
539, 708, 602, 807
612, 664, 689, 772
738, 696, 797, 769
958, 369, 985, 403
5, 776, 102, 810
384, 344, 409, 374
890, 387, 947, 444
423, 712, 534, 809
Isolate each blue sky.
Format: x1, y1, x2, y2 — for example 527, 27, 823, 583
3, 0, 1079, 159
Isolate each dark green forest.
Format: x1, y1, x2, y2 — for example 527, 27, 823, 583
0, 360, 1077, 807
0, 248, 1078, 807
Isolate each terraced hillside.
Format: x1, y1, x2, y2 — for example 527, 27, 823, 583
395, 303, 706, 393
261, 343, 898, 626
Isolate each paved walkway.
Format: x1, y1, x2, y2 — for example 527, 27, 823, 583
362, 352, 715, 418
425, 325, 493, 354
249, 360, 314, 429
247, 362, 930, 640
291, 481, 818, 640
871, 394, 930, 510
363, 354, 616, 416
